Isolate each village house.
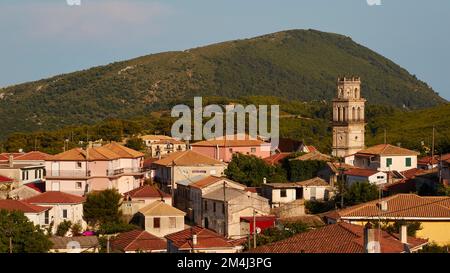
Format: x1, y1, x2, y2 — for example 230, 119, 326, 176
45, 142, 144, 196
317, 162, 354, 187
344, 168, 388, 186
110, 229, 167, 253
261, 177, 333, 207
202, 187, 271, 239
345, 144, 419, 172
121, 185, 171, 216
323, 194, 450, 246
249, 222, 428, 253
24, 191, 86, 233
191, 134, 271, 163
49, 236, 99, 253
165, 226, 244, 253
140, 135, 187, 158
0, 156, 46, 190
175, 175, 246, 225
3, 184, 42, 200
0, 199, 51, 227
136, 200, 186, 237
152, 150, 227, 194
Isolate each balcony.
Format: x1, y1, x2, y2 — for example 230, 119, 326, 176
106, 167, 144, 176
47, 170, 91, 178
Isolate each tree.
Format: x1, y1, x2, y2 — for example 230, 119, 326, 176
419, 243, 450, 253
125, 137, 145, 151
285, 159, 328, 182
83, 189, 123, 228
225, 154, 287, 186
56, 220, 72, 236
71, 222, 83, 236
0, 210, 52, 253
343, 181, 379, 206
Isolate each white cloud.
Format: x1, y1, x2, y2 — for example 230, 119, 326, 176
1, 0, 173, 41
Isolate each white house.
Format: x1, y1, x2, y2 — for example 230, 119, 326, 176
346, 144, 419, 172
24, 191, 86, 233
136, 200, 186, 237
0, 199, 51, 227
344, 168, 388, 186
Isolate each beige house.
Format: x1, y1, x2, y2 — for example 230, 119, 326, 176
345, 144, 419, 172
202, 187, 270, 239
121, 185, 172, 216
25, 191, 86, 233
140, 135, 187, 158
137, 200, 186, 237
152, 150, 227, 195
175, 176, 246, 225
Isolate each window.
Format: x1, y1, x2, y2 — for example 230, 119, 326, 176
229, 148, 233, 153
386, 158, 393, 167
204, 201, 208, 210
62, 209, 68, 219
405, 157, 412, 167
76, 162, 82, 169
169, 217, 176, 228
213, 202, 216, 213
377, 176, 384, 179
251, 148, 256, 153
35, 169, 38, 179
222, 203, 225, 214
44, 210, 49, 225
75, 182, 82, 189
153, 218, 161, 228
280, 189, 287, 197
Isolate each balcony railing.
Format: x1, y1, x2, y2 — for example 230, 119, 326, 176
106, 167, 144, 176
47, 170, 91, 178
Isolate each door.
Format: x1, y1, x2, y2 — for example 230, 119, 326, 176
296, 188, 303, 199
310, 187, 316, 201
51, 162, 60, 176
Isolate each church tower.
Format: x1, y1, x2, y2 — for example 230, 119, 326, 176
332, 77, 366, 157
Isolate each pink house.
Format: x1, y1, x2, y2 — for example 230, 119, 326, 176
45, 142, 145, 196
191, 135, 271, 163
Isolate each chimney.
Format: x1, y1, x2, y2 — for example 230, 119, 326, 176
192, 234, 198, 246
263, 177, 267, 184
379, 200, 388, 211
8, 155, 14, 168
364, 223, 380, 253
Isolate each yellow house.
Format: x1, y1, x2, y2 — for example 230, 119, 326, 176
324, 194, 450, 246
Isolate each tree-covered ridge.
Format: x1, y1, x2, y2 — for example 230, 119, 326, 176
2, 96, 449, 156
0, 29, 445, 138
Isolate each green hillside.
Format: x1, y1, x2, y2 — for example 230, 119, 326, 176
0, 29, 445, 139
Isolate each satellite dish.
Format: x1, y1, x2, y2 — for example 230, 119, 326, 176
256, 227, 262, 234
66, 241, 81, 253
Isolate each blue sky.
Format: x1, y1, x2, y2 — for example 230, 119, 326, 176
1, 0, 449, 100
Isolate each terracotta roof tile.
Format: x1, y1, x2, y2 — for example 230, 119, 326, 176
111, 230, 166, 252
123, 185, 170, 199
294, 151, 332, 161
344, 168, 381, 177
153, 150, 225, 166
25, 191, 85, 204
0, 199, 50, 213
357, 144, 419, 156
188, 176, 242, 189
102, 142, 144, 158
326, 194, 450, 219
14, 151, 52, 161
249, 222, 427, 253
138, 200, 185, 216
295, 177, 329, 187
191, 134, 268, 147
165, 226, 235, 250
263, 153, 291, 165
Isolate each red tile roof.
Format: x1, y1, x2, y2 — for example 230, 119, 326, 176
165, 226, 235, 250
191, 135, 268, 147
153, 150, 225, 166
356, 144, 419, 156
14, 151, 52, 161
0, 175, 14, 183
0, 199, 50, 213
263, 153, 291, 165
188, 176, 226, 189
324, 194, 450, 220
344, 168, 381, 177
249, 222, 427, 253
123, 185, 170, 199
25, 191, 85, 204
111, 230, 166, 252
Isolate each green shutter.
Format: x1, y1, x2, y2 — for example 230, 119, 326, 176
406, 157, 412, 167
386, 158, 392, 167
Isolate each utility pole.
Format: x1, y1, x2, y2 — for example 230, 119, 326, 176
223, 181, 227, 237
106, 235, 110, 253
431, 126, 435, 160
384, 128, 387, 144
9, 237, 12, 254
171, 160, 175, 206
253, 209, 257, 249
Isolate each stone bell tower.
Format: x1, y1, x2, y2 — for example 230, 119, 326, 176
332, 76, 366, 157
